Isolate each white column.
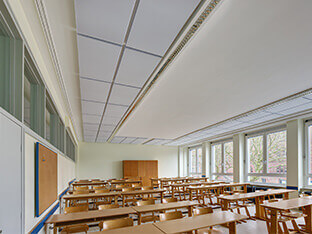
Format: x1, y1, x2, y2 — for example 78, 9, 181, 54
286, 119, 304, 195
233, 133, 245, 183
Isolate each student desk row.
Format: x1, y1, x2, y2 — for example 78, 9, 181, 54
150, 177, 209, 189
47, 201, 246, 234
72, 180, 142, 188
219, 189, 295, 219
92, 211, 247, 234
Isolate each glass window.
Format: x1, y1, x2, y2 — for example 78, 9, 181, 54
24, 76, 31, 128
0, 11, 23, 120
66, 130, 76, 161
305, 124, 312, 186
188, 146, 202, 176
246, 129, 287, 185
212, 141, 233, 181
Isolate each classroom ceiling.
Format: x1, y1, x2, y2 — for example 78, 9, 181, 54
75, 0, 312, 146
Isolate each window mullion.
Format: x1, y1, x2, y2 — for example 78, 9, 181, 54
263, 133, 268, 174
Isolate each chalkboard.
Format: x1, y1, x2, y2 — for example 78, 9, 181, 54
35, 142, 58, 217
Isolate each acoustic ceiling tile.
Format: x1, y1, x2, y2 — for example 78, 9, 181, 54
115, 48, 161, 87
75, 0, 135, 44
127, 0, 201, 55
80, 79, 110, 103
130, 138, 148, 144
82, 100, 104, 116
121, 137, 137, 144
109, 84, 140, 106
105, 104, 128, 118
77, 35, 121, 82
82, 114, 101, 124
266, 97, 311, 114
279, 102, 312, 116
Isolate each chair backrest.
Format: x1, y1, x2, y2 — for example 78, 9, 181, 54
98, 204, 119, 210
193, 207, 213, 216
159, 211, 183, 222
142, 186, 153, 190
64, 205, 88, 214
116, 184, 127, 189
162, 197, 178, 203
122, 187, 135, 192
136, 199, 155, 206
91, 179, 101, 181
73, 190, 89, 195
131, 183, 141, 188
93, 185, 105, 190
77, 180, 89, 183
75, 186, 89, 190
101, 217, 133, 231
94, 189, 110, 194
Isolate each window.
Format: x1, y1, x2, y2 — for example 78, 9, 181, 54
305, 122, 312, 186
189, 146, 202, 176
66, 130, 76, 161
246, 129, 287, 185
211, 141, 233, 181
24, 54, 45, 137
0, 7, 23, 120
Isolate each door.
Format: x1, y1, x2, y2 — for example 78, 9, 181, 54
0, 113, 22, 233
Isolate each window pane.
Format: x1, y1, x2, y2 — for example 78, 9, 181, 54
248, 135, 263, 173
190, 149, 196, 174
224, 142, 233, 173
213, 175, 233, 182
213, 144, 222, 173
267, 131, 287, 174
24, 76, 31, 128
248, 176, 286, 185
197, 148, 202, 174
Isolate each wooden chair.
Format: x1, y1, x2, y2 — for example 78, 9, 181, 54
94, 189, 110, 193
159, 211, 183, 222
193, 207, 221, 234
99, 217, 133, 231
141, 186, 155, 200
94, 189, 113, 208
98, 204, 119, 210
162, 197, 178, 203
116, 184, 128, 189
93, 185, 105, 190
122, 187, 137, 206
136, 199, 158, 223
61, 205, 89, 233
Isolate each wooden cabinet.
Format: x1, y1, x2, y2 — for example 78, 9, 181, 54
123, 160, 158, 186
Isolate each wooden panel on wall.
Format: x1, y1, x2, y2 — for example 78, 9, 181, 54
35, 142, 58, 217
123, 160, 158, 186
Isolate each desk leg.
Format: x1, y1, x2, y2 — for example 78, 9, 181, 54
270, 209, 278, 234
189, 190, 193, 201
122, 195, 125, 207
53, 226, 57, 234
229, 221, 237, 234
304, 205, 312, 233
255, 197, 262, 219
284, 192, 289, 200
161, 192, 164, 203
221, 200, 228, 211
188, 206, 192, 217
138, 213, 142, 225
244, 185, 247, 193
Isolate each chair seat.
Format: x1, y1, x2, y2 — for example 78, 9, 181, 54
196, 228, 223, 234
60, 224, 89, 233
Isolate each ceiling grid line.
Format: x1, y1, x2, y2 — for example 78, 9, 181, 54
95, 0, 141, 142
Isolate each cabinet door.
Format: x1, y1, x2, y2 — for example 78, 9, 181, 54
123, 160, 138, 178
138, 161, 158, 186
0, 113, 22, 233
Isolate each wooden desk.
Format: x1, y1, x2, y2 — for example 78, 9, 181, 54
186, 177, 209, 182
219, 189, 295, 219
261, 197, 312, 233
154, 211, 247, 234
62, 192, 121, 209
93, 223, 164, 234
110, 180, 142, 185
72, 181, 108, 188
45, 207, 136, 234
121, 189, 165, 207
132, 201, 197, 224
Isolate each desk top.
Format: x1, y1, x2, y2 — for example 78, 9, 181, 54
46, 207, 136, 224
188, 182, 248, 190
62, 191, 121, 200
132, 201, 197, 213
121, 189, 165, 195
219, 189, 295, 201
93, 223, 163, 234
111, 180, 141, 184
72, 181, 108, 186
171, 181, 224, 187
261, 197, 312, 210
154, 211, 247, 233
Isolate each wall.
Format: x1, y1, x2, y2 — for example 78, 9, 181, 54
24, 133, 75, 233
78, 142, 178, 179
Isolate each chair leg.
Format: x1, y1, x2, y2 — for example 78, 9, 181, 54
282, 222, 290, 234
291, 220, 300, 232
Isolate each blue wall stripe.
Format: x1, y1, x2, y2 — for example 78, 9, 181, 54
286, 186, 298, 190
31, 179, 76, 234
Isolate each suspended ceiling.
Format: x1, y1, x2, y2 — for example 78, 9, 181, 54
75, 0, 312, 146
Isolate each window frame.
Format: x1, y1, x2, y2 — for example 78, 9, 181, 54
245, 128, 287, 185
304, 121, 312, 187
211, 140, 234, 181
188, 145, 202, 176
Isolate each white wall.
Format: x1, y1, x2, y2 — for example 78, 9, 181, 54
24, 133, 75, 233
78, 142, 178, 179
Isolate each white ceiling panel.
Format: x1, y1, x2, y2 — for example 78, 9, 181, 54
75, 0, 135, 44
127, 0, 201, 55
266, 98, 311, 114
83, 124, 99, 131
82, 100, 104, 116
100, 124, 116, 132
279, 102, 312, 116
303, 94, 312, 100
111, 136, 126, 144
102, 115, 120, 125
82, 114, 101, 124
105, 104, 128, 118
109, 85, 140, 106
80, 79, 110, 103
115, 48, 161, 87
84, 136, 96, 142
129, 138, 148, 144
77, 36, 121, 82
